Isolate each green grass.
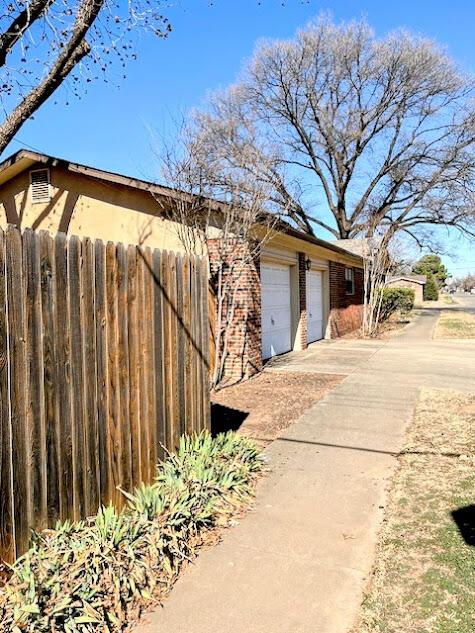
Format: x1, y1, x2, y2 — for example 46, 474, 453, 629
355, 389, 475, 633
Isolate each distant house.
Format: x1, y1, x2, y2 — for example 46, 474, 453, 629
386, 275, 427, 305
0, 149, 365, 382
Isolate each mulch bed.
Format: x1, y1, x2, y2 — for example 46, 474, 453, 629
211, 371, 343, 445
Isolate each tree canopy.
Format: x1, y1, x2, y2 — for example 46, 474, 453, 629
175, 15, 475, 244
0, 0, 171, 155
412, 254, 449, 287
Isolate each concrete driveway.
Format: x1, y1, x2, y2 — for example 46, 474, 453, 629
136, 301, 475, 633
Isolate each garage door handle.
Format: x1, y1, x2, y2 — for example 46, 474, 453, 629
271, 316, 275, 325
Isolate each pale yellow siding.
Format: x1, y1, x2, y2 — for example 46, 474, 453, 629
0, 164, 188, 252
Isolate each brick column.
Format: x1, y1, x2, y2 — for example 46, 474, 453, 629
208, 238, 262, 385
298, 252, 308, 350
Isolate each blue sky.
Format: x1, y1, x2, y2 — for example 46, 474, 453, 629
4, 0, 475, 277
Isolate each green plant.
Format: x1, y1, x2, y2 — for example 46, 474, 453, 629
379, 287, 415, 320
0, 431, 265, 632
424, 274, 439, 301
412, 254, 449, 288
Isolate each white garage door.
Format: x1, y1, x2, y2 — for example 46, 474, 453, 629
306, 270, 323, 343
261, 263, 292, 360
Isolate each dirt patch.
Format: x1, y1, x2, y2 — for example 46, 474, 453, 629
211, 371, 342, 445
354, 388, 475, 633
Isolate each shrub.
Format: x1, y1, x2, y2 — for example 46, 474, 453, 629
0, 431, 265, 632
379, 287, 415, 321
424, 274, 439, 301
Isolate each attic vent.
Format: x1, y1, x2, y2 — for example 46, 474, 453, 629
30, 169, 51, 204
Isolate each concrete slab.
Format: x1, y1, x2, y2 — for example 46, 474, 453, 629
135, 300, 475, 633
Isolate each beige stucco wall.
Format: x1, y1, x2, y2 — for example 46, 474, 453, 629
0, 164, 191, 252
386, 279, 424, 305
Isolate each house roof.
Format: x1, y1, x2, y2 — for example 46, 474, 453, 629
0, 148, 363, 265
329, 238, 371, 258
387, 274, 427, 285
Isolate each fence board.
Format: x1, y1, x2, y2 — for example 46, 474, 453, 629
6, 226, 30, 556
68, 235, 86, 520
137, 249, 150, 484
94, 240, 111, 506
127, 245, 142, 487
152, 249, 166, 462
0, 226, 210, 563
39, 231, 61, 526
23, 230, 47, 529
105, 242, 122, 509
0, 228, 14, 561
81, 237, 100, 515
143, 247, 157, 480
54, 232, 73, 523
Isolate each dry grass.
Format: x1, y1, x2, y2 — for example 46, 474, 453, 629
354, 388, 475, 633
434, 310, 475, 339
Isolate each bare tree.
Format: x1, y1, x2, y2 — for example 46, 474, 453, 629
159, 129, 279, 388
184, 15, 475, 243
0, 0, 171, 154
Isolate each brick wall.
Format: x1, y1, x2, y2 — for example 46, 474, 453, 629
328, 262, 364, 337
208, 238, 262, 385
298, 252, 308, 350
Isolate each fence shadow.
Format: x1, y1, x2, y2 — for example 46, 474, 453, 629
211, 403, 249, 436
451, 505, 475, 546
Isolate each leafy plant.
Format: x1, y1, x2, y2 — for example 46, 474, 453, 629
379, 287, 415, 320
0, 431, 265, 632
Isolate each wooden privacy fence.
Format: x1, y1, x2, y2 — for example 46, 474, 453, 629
0, 225, 210, 562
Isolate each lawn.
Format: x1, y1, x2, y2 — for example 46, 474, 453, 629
354, 388, 475, 633
434, 310, 475, 339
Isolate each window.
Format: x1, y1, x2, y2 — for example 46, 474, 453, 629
345, 267, 355, 295
30, 169, 51, 204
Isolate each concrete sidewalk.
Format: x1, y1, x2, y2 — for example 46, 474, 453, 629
136, 308, 475, 633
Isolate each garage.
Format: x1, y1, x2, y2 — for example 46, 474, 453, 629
261, 262, 292, 360
306, 270, 323, 343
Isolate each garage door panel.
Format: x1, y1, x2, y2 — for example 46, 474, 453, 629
306, 270, 323, 343
261, 263, 292, 360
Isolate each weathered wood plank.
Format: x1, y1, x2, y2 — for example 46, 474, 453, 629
181, 255, 192, 438
189, 256, 198, 434
200, 257, 211, 430
94, 240, 111, 506
117, 243, 132, 495
54, 232, 73, 523
68, 235, 86, 520
6, 225, 31, 556
81, 237, 100, 515
137, 248, 150, 484
126, 245, 142, 487
152, 248, 166, 462
23, 229, 47, 529
39, 231, 61, 527
175, 254, 186, 437
105, 242, 122, 508
0, 228, 15, 563
143, 247, 157, 479
169, 254, 180, 447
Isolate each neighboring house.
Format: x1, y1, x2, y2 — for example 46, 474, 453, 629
386, 275, 427, 305
0, 149, 365, 383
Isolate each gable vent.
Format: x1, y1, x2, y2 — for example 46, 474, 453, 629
30, 169, 51, 204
